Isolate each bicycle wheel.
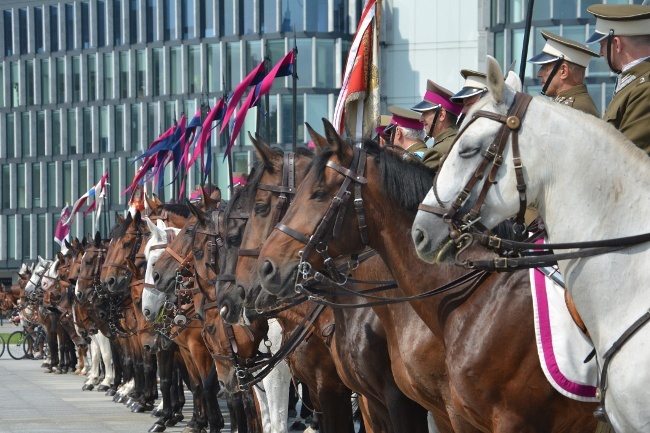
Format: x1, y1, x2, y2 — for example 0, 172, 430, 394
0, 335, 5, 358
7, 331, 27, 360
23, 332, 40, 360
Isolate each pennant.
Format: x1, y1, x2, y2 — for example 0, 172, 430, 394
187, 97, 226, 171
221, 61, 267, 133
54, 205, 71, 247
65, 171, 109, 225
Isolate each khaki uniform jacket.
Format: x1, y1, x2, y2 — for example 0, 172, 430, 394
554, 84, 600, 117
421, 126, 459, 171
604, 59, 650, 153
403, 140, 428, 164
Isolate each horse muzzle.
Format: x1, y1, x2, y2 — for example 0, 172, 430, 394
141, 286, 166, 323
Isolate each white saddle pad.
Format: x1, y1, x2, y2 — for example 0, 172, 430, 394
529, 268, 599, 402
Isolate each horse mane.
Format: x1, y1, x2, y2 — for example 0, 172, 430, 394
109, 216, 146, 241
159, 202, 192, 218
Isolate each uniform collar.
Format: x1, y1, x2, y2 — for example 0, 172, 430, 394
622, 55, 650, 73
434, 126, 458, 144
555, 84, 589, 99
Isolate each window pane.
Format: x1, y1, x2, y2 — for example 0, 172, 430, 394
164, 101, 175, 129
37, 214, 46, 257
21, 113, 31, 157
120, 51, 129, 98
246, 40, 262, 71
36, 112, 45, 156
511, 28, 533, 79
81, 2, 90, 49
4, 11, 13, 56
41, 59, 50, 104
153, 48, 164, 96
553, 0, 577, 19
267, 39, 286, 91
131, 104, 141, 150
17, 163, 26, 208
114, 0, 123, 45
126, 157, 136, 189
22, 215, 30, 260
10, 62, 19, 108
88, 54, 97, 101
98, 0, 106, 47
188, 46, 201, 94
104, 53, 114, 99
243, 0, 255, 35
72, 56, 81, 102
147, 103, 157, 144
7, 216, 16, 260
2, 166, 11, 208
147, 0, 157, 42
25, 60, 35, 105
66, 4, 75, 50
316, 39, 334, 87
306, 1, 328, 32
296, 39, 312, 88
182, 0, 194, 39
68, 109, 77, 155
164, 0, 176, 40
6, 114, 15, 158
130, 0, 138, 43
115, 105, 124, 152
281, 94, 303, 145
110, 158, 120, 205
33, 164, 41, 207
47, 163, 57, 207
201, 1, 215, 37
262, 0, 278, 33
52, 111, 61, 155
100, 107, 109, 152
207, 43, 221, 93
221, 0, 234, 37
50, 6, 59, 52
171, 47, 182, 94
84, 108, 93, 153
226, 42, 241, 90
57, 58, 65, 103
534, 0, 551, 20
19, 9, 27, 55
35, 7, 44, 53
78, 160, 88, 197
136, 50, 146, 97
281, 0, 303, 32
63, 161, 72, 206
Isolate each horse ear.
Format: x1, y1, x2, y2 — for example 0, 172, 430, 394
210, 187, 221, 202
322, 118, 351, 159
505, 70, 522, 93
126, 259, 142, 280
56, 252, 64, 262
38, 256, 47, 267
249, 132, 282, 170
116, 212, 125, 223
146, 217, 166, 243
64, 238, 72, 249
201, 187, 218, 209
486, 56, 505, 104
186, 199, 208, 225
306, 123, 328, 152
134, 210, 142, 226
152, 194, 163, 206
94, 231, 102, 247
52, 260, 60, 273
145, 193, 160, 211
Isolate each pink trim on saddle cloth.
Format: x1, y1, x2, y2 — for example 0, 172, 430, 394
530, 256, 598, 401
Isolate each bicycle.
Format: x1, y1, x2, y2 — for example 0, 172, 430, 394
0, 334, 5, 358
6, 329, 29, 360
24, 327, 49, 360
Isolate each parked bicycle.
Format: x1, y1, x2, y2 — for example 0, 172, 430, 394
6, 323, 47, 360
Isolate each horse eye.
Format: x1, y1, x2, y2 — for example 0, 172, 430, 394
310, 190, 328, 200
135, 299, 142, 307
227, 236, 241, 246
459, 146, 481, 158
123, 242, 132, 248
194, 249, 204, 259
254, 203, 270, 216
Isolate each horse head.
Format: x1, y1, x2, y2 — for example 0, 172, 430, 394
75, 231, 109, 303
25, 256, 52, 296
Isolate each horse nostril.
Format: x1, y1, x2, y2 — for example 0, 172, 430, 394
107, 277, 115, 287
414, 228, 425, 246
236, 285, 246, 301
153, 272, 160, 283
261, 260, 275, 279
205, 325, 215, 335
143, 345, 151, 352
80, 331, 88, 338
143, 308, 151, 318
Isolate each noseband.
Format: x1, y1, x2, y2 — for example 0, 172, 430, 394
418, 92, 532, 240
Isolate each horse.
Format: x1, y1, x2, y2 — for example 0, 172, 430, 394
412, 55, 650, 433
225, 135, 435, 433
255, 119, 600, 432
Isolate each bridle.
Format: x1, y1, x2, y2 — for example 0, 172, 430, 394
102, 227, 147, 291
76, 244, 108, 304
418, 91, 533, 242
275, 144, 370, 285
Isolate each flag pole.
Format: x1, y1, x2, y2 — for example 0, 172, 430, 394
518, 0, 534, 83
292, 28, 298, 152
223, 74, 234, 190
265, 41, 272, 146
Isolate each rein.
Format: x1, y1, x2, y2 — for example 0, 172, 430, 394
102, 228, 148, 288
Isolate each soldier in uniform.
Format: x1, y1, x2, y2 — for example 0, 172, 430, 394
385, 105, 427, 159
586, 4, 650, 152
411, 80, 463, 171
450, 69, 489, 119
528, 30, 600, 117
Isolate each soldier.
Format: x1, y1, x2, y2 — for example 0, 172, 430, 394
586, 4, 650, 152
528, 30, 600, 117
450, 69, 489, 119
385, 105, 427, 159
411, 80, 463, 171
374, 114, 393, 147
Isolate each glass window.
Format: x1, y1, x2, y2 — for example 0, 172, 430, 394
296, 38, 312, 88
511, 28, 533, 79
164, 101, 175, 129
84, 108, 93, 153
306, 1, 328, 32
50, 6, 59, 52
52, 110, 61, 155
221, 0, 234, 37
587, 84, 603, 116
507, 0, 525, 23
147, 103, 157, 144
56, 58, 65, 103
131, 104, 141, 150
182, 0, 195, 39
130, 0, 138, 43
281, 94, 303, 145
72, 56, 81, 102
126, 157, 136, 189
207, 43, 221, 93
47, 162, 57, 206
78, 160, 88, 197
88, 54, 97, 101
36, 112, 45, 156
553, 0, 577, 19
246, 40, 263, 71
226, 42, 241, 90
98, 0, 106, 47
100, 107, 108, 152
66, 4, 75, 50
171, 47, 182, 94
33, 164, 41, 207
35, 7, 44, 53
41, 59, 50, 104
110, 158, 120, 205
104, 53, 114, 99
37, 214, 46, 257
17, 163, 26, 208
114, 0, 123, 45
188, 46, 201, 94
243, 0, 255, 35
25, 60, 35, 105
136, 50, 146, 97
164, 0, 176, 40
153, 48, 164, 96
10, 62, 19, 108
120, 51, 129, 98
2, 166, 11, 208
4, 11, 13, 56
201, 1, 215, 37
262, 0, 278, 33
68, 109, 77, 155
7, 216, 16, 260
63, 161, 72, 206
6, 114, 15, 158
562, 26, 584, 45
267, 39, 286, 91
281, 0, 303, 32
115, 105, 124, 152
19, 9, 27, 55
333, 0, 348, 33
81, 2, 90, 49
146, 0, 156, 42
22, 215, 31, 260
316, 39, 335, 87
21, 113, 31, 157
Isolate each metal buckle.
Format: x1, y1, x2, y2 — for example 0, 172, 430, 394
493, 257, 509, 269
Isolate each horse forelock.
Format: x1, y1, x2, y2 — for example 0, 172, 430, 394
159, 202, 192, 218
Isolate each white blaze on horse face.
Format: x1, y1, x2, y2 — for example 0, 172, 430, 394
25, 258, 52, 294
41, 259, 59, 291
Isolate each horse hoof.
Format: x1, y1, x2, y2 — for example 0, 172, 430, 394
97, 385, 110, 392
54, 369, 62, 375
151, 409, 162, 417
165, 419, 178, 427
82, 384, 94, 391
41, 363, 50, 369
148, 424, 166, 433
106, 388, 116, 397
44, 369, 53, 374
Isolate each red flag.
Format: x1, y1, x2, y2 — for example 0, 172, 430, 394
54, 205, 71, 246
220, 61, 266, 133
187, 97, 226, 170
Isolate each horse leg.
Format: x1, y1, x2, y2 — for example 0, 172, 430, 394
241, 389, 263, 433
83, 336, 101, 389
201, 364, 225, 433
151, 349, 174, 432
381, 386, 430, 433
260, 320, 290, 433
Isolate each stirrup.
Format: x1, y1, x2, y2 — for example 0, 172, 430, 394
593, 405, 608, 423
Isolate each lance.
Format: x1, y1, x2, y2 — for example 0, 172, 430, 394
265, 41, 272, 146
518, 0, 535, 83
292, 28, 298, 152
223, 74, 234, 190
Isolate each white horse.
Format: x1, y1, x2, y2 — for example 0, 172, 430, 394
412, 55, 650, 433
24, 256, 52, 295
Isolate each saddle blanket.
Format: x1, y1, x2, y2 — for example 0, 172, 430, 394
529, 267, 598, 402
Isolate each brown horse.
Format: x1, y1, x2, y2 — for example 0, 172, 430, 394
227, 136, 433, 433
256, 121, 599, 433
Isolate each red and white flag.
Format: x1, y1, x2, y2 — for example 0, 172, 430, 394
333, 0, 381, 140
54, 205, 71, 247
